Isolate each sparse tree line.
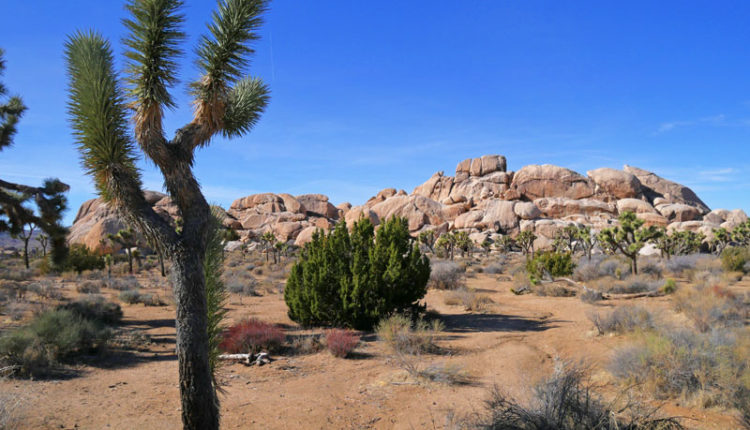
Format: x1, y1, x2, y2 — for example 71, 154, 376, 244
417, 211, 750, 275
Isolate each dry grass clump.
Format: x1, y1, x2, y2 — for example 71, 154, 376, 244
451, 361, 683, 429
118, 290, 164, 306
482, 256, 506, 275
108, 276, 141, 291
376, 313, 443, 355
0, 386, 23, 430
444, 288, 494, 312
610, 327, 750, 410
588, 305, 656, 335
27, 280, 63, 301
429, 261, 465, 290
395, 353, 472, 386
76, 279, 103, 294
672, 283, 747, 333
223, 267, 258, 299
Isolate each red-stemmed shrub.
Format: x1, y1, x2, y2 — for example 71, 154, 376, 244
325, 328, 360, 358
220, 318, 285, 354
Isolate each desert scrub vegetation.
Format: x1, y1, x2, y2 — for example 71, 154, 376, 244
219, 318, 285, 354
285, 217, 430, 330
376, 313, 443, 355
444, 287, 494, 312
118, 289, 164, 306
324, 328, 360, 358
429, 260, 465, 289
672, 283, 748, 333
451, 361, 683, 429
588, 305, 656, 335
0, 304, 119, 377
525, 251, 575, 281
721, 246, 750, 273
610, 326, 750, 411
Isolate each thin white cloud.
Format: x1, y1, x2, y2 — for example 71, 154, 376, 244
656, 114, 730, 133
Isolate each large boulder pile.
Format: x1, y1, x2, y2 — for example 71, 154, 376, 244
68, 155, 747, 252
68, 191, 178, 250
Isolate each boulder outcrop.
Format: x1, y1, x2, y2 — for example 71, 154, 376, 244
68, 155, 745, 252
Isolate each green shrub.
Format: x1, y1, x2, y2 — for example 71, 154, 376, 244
0, 309, 112, 376
65, 244, 105, 274
284, 217, 430, 330
661, 278, 677, 294
119, 289, 141, 304
721, 247, 750, 273
58, 297, 122, 325
525, 251, 575, 280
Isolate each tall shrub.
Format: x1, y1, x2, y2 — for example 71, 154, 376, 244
284, 217, 430, 330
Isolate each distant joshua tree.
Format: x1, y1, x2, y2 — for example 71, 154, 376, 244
64, 1, 270, 429
0, 48, 69, 268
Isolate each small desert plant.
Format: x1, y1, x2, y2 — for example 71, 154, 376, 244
108, 276, 141, 291
664, 254, 704, 276
395, 353, 472, 386
119, 289, 141, 304
672, 284, 747, 332
219, 318, 285, 354
28, 281, 63, 301
445, 288, 494, 312
288, 333, 324, 355
458, 361, 683, 429
0, 308, 112, 376
58, 297, 123, 325
483, 258, 506, 275
609, 277, 661, 295
579, 288, 603, 304
589, 305, 655, 335
76, 280, 103, 294
661, 278, 677, 294
0, 387, 23, 430
639, 259, 663, 277
610, 327, 750, 409
376, 313, 443, 355
324, 328, 360, 358
428, 260, 465, 290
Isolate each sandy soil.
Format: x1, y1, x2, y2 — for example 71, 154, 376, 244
0, 265, 745, 429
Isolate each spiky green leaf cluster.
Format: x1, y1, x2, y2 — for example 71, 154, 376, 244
205, 206, 228, 388
192, 0, 267, 100
222, 77, 269, 137
123, 0, 185, 111
0, 48, 27, 152
65, 32, 141, 202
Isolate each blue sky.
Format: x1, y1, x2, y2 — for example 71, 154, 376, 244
1, 1, 749, 225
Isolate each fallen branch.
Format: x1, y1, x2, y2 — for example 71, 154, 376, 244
218, 352, 272, 366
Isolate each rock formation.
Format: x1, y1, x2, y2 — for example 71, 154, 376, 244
68, 155, 747, 251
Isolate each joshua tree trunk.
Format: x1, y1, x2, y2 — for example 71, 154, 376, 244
171, 247, 217, 429
125, 248, 133, 274
22, 236, 30, 269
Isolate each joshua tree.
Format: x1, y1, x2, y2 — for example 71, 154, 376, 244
712, 228, 731, 255
495, 235, 515, 254
0, 48, 69, 268
553, 224, 579, 254
516, 230, 537, 258
260, 231, 276, 263
12, 221, 35, 269
108, 228, 138, 274
597, 211, 661, 275
575, 225, 596, 261
454, 230, 473, 257
436, 231, 457, 260
37, 233, 49, 257
64, 1, 270, 428
418, 229, 437, 253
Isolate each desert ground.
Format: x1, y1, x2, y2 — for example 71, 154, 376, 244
0, 250, 746, 430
